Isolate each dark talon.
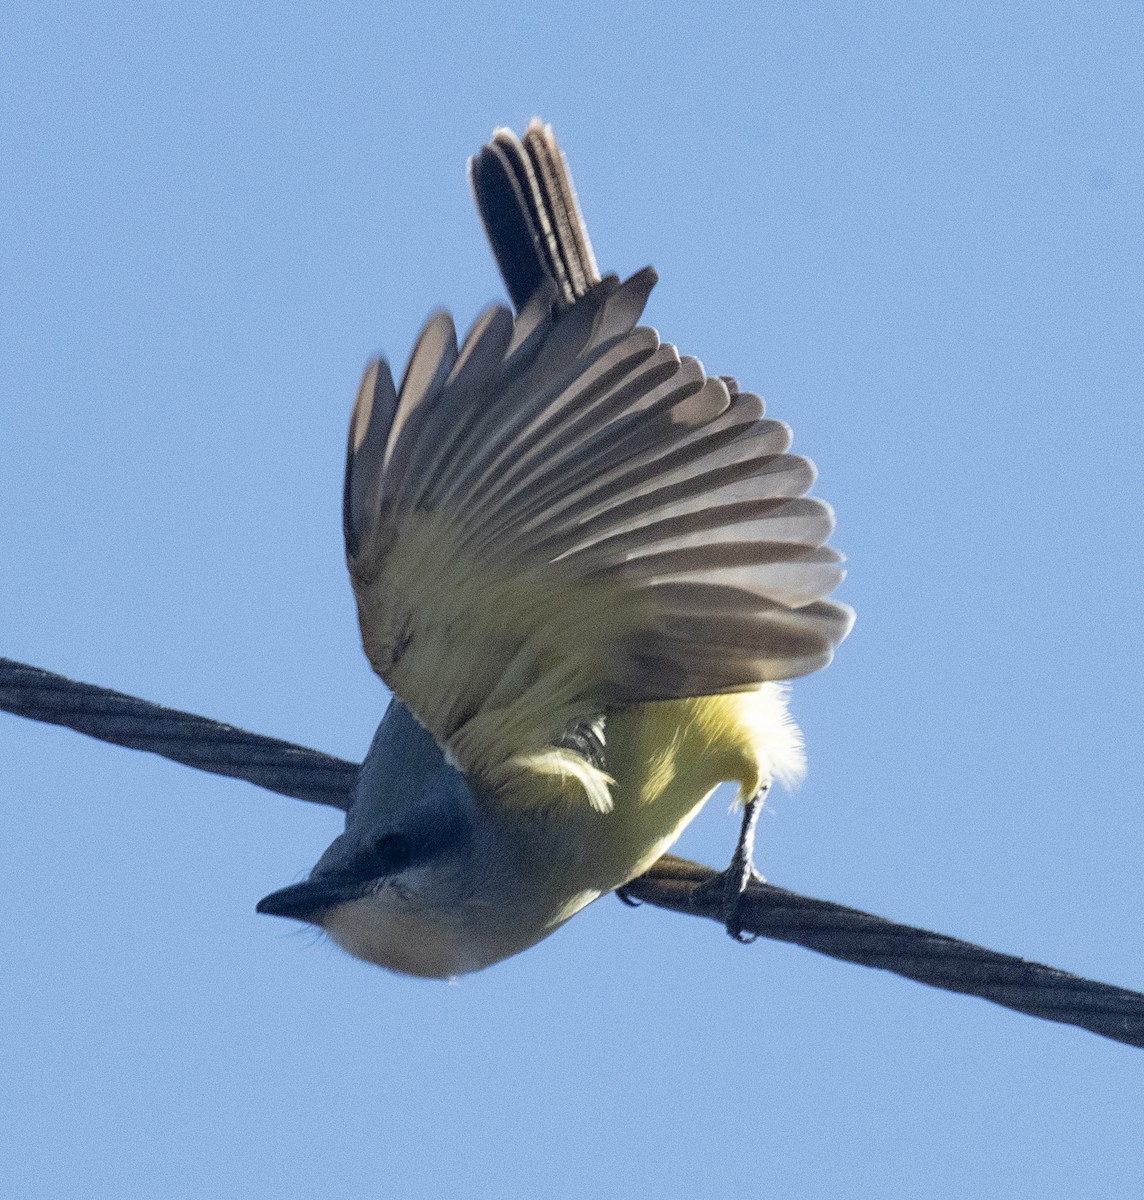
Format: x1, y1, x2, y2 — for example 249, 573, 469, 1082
615, 884, 643, 907
726, 881, 763, 943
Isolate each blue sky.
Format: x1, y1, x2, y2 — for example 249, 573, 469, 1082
3, 2, 1142, 1196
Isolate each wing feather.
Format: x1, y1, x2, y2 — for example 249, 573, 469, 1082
383, 312, 457, 473
346, 281, 853, 797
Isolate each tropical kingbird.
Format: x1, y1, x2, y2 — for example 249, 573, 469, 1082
257, 121, 853, 978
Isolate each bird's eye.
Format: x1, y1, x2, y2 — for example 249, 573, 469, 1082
366, 833, 414, 875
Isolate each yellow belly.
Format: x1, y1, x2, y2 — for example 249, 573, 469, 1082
583, 686, 804, 889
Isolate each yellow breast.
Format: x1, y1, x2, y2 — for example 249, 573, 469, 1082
579, 684, 806, 888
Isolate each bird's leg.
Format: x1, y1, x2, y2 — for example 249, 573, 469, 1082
692, 783, 769, 942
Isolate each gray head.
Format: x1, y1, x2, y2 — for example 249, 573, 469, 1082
256, 701, 564, 978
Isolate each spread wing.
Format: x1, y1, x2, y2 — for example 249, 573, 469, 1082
343, 123, 853, 800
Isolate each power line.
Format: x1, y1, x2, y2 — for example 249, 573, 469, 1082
624, 859, 1144, 1047
3, 655, 1141, 1050
0, 657, 353, 808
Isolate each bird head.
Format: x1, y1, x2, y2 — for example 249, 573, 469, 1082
256, 700, 569, 978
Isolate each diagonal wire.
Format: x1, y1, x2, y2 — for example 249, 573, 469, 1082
622, 859, 1144, 1048
0, 657, 355, 808
3, 655, 1142, 1050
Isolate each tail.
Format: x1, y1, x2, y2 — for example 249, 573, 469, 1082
469, 119, 602, 312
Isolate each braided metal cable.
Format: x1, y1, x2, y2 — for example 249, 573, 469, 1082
3, 655, 1142, 1049
623, 859, 1144, 1048
0, 657, 355, 808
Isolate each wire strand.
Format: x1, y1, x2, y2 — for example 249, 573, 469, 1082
0, 657, 355, 808
3, 655, 1141, 1050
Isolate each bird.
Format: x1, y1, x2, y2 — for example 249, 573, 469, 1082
256, 120, 853, 979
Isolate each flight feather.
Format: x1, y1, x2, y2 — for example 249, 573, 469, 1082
343, 123, 853, 804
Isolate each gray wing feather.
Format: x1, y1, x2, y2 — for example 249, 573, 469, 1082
383, 312, 457, 473
384, 305, 515, 512
344, 358, 398, 558
346, 275, 853, 697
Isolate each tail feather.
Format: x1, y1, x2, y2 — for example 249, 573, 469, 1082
469, 119, 601, 311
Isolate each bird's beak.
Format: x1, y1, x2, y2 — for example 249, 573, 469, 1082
256, 879, 349, 923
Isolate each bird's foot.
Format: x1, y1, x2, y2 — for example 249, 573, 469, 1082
691, 785, 768, 942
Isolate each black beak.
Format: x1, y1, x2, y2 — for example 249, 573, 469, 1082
256, 879, 346, 923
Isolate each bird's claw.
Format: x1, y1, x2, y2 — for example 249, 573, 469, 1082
692, 784, 769, 942
692, 860, 765, 941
